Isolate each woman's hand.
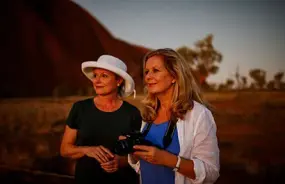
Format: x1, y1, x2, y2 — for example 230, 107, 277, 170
133, 145, 171, 165
118, 135, 127, 140
101, 155, 119, 173
118, 135, 141, 162
83, 146, 114, 164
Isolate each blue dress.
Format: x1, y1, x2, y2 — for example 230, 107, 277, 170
140, 122, 180, 184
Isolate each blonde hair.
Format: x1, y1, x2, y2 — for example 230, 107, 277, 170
141, 48, 207, 122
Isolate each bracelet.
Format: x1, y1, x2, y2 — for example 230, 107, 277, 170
173, 156, 181, 172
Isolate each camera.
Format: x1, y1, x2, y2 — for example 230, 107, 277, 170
112, 131, 153, 156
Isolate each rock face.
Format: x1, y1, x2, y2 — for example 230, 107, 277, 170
1, 0, 149, 97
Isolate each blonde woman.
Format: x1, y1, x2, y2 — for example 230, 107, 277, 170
128, 48, 219, 184
60, 55, 141, 184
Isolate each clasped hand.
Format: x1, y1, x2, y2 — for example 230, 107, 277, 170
83, 145, 119, 173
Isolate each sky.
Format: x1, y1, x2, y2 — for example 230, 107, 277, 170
73, 0, 285, 84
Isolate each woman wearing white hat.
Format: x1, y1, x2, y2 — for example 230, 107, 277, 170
60, 55, 141, 184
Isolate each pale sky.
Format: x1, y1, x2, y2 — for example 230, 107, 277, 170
73, 0, 285, 84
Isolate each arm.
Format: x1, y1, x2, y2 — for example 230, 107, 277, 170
60, 102, 85, 159
117, 155, 129, 167
60, 125, 85, 159
163, 109, 219, 182
61, 102, 114, 162
159, 153, 196, 179
133, 109, 219, 183
127, 109, 143, 172
115, 136, 133, 167
100, 118, 141, 173
188, 109, 220, 183
61, 125, 114, 162
133, 145, 195, 178
118, 107, 142, 167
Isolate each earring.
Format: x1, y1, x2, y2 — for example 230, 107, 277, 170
117, 83, 120, 86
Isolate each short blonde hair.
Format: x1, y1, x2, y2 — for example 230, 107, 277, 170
141, 48, 206, 122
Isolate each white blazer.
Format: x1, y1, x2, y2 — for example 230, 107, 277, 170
128, 101, 220, 184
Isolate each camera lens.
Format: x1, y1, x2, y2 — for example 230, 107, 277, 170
112, 131, 149, 156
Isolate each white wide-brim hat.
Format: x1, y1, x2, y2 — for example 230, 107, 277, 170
81, 55, 135, 97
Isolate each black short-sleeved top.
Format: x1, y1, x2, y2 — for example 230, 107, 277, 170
66, 98, 142, 184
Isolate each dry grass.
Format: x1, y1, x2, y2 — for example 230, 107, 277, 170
0, 91, 285, 183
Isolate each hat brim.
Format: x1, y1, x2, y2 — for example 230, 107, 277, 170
81, 61, 134, 97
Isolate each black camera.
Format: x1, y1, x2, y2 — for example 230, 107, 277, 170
112, 131, 153, 156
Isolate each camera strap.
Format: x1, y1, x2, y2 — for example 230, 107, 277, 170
142, 117, 177, 149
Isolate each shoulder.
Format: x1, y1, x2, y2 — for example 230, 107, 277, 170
184, 100, 214, 124
179, 101, 216, 136
122, 101, 140, 113
72, 98, 93, 109
193, 100, 211, 115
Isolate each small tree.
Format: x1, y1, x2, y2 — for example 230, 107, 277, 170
177, 34, 222, 88
274, 72, 284, 89
241, 76, 247, 89
225, 79, 234, 90
249, 69, 266, 89
267, 80, 275, 90
218, 84, 226, 91
266, 71, 284, 90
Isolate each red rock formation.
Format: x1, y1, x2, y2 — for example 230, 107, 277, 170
1, 0, 149, 97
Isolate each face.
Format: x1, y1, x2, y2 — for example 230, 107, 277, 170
92, 68, 122, 96
144, 55, 176, 95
